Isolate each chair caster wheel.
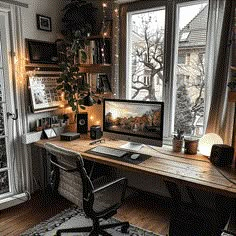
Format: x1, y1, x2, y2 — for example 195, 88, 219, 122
121, 224, 129, 233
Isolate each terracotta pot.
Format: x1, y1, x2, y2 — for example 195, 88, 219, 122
172, 139, 183, 152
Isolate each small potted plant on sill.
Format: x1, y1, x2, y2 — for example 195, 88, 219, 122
172, 129, 184, 152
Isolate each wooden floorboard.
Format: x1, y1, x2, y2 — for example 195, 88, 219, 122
0, 190, 170, 236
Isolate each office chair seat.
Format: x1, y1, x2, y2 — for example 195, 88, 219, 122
44, 143, 129, 236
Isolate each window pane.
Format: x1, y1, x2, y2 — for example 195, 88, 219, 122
0, 138, 7, 168
174, 2, 208, 136
127, 7, 165, 101
0, 171, 9, 194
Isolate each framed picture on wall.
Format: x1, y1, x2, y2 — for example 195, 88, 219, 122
36, 14, 52, 32
28, 75, 66, 113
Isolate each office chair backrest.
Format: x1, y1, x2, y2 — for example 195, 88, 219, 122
44, 143, 95, 216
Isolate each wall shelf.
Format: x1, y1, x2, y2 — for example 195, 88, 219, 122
79, 64, 112, 74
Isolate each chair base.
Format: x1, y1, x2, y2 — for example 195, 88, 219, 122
56, 221, 130, 236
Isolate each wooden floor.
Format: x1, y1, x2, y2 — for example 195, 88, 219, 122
0, 190, 171, 236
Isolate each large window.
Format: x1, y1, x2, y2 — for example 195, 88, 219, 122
121, 0, 209, 138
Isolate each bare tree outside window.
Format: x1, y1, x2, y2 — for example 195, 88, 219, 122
127, 2, 208, 137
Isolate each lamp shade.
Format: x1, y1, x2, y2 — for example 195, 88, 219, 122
82, 92, 96, 106
198, 133, 223, 156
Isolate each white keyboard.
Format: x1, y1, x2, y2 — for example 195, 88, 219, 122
90, 146, 128, 158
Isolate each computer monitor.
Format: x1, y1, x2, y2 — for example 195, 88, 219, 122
103, 98, 164, 151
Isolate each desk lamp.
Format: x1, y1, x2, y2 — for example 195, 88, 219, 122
198, 133, 223, 156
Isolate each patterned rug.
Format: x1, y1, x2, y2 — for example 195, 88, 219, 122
21, 206, 161, 236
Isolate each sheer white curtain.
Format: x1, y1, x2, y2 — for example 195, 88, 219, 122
205, 0, 236, 145
10, 4, 32, 194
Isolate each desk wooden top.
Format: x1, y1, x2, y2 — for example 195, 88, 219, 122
35, 135, 236, 198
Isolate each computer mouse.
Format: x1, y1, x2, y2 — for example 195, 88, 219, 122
130, 153, 140, 160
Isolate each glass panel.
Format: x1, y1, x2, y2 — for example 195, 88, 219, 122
0, 104, 4, 136
174, 2, 208, 136
127, 7, 165, 101
0, 170, 9, 194
0, 138, 7, 168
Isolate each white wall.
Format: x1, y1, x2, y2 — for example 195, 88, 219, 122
21, 0, 64, 42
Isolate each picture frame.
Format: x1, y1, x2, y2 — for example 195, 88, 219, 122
36, 14, 52, 32
43, 128, 57, 139
28, 76, 66, 113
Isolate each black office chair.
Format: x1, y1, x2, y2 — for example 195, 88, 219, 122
45, 142, 130, 236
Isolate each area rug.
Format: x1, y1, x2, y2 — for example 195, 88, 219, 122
21, 206, 160, 236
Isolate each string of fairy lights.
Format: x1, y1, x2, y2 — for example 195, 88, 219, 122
101, 1, 120, 97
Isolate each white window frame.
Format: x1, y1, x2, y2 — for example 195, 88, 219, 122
119, 0, 209, 139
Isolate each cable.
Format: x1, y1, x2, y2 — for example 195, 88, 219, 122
214, 167, 236, 186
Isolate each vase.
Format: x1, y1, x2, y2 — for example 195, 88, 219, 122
172, 139, 183, 152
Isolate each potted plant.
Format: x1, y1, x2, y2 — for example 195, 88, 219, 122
56, 30, 100, 126
172, 129, 184, 152
61, 0, 97, 40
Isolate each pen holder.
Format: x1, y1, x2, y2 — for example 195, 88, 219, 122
172, 139, 183, 152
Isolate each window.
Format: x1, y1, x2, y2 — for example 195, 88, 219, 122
120, 0, 209, 138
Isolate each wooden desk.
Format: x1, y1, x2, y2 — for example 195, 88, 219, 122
35, 135, 236, 198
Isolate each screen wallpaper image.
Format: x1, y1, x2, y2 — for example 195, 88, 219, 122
104, 101, 163, 139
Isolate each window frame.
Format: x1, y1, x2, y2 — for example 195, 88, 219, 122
119, 0, 209, 139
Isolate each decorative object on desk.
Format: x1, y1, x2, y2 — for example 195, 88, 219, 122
172, 129, 184, 152
77, 112, 88, 134
22, 206, 160, 236
90, 125, 103, 139
60, 132, 81, 141
198, 133, 223, 156
210, 144, 234, 167
184, 138, 199, 155
36, 14, 52, 32
42, 128, 57, 139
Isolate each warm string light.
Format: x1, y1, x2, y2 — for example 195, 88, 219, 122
14, 55, 40, 84
101, 2, 108, 64
113, 4, 119, 97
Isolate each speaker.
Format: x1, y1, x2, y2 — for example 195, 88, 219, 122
90, 125, 103, 139
210, 144, 234, 167
77, 113, 88, 134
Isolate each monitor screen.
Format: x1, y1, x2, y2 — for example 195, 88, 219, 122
103, 99, 164, 150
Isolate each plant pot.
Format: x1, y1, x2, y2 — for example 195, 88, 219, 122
172, 139, 183, 152
184, 138, 199, 155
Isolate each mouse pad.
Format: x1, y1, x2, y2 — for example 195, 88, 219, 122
86, 148, 151, 164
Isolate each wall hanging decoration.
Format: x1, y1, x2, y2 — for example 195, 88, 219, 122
36, 14, 52, 32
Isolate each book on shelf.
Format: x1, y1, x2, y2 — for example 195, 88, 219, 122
97, 74, 112, 93
85, 39, 111, 64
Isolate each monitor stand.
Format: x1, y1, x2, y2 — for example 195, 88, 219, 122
120, 142, 144, 151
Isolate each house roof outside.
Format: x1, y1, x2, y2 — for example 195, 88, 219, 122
179, 6, 208, 48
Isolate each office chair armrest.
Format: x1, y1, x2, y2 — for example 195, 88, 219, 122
50, 157, 77, 172
93, 177, 127, 201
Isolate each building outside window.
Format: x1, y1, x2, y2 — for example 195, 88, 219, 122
122, 0, 208, 138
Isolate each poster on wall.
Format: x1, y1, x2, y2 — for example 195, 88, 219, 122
28, 76, 65, 113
